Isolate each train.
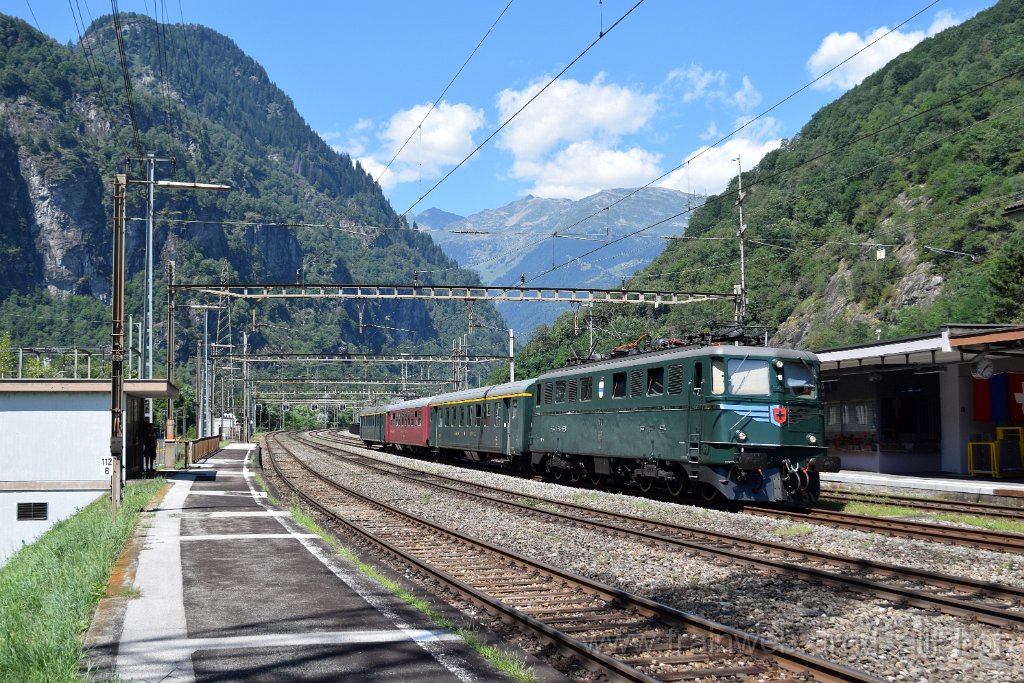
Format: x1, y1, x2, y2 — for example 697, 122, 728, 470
357, 338, 839, 506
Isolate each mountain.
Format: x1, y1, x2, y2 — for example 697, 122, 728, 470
417, 187, 695, 338
0, 13, 508, 404
507, 0, 1024, 380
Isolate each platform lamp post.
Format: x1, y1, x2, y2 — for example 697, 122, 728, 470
110, 175, 230, 521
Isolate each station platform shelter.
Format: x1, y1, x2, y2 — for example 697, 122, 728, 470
0, 379, 178, 565
816, 324, 1024, 476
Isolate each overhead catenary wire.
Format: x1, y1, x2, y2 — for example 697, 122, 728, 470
376, 0, 515, 186
402, 0, 646, 216
548, 0, 945, 240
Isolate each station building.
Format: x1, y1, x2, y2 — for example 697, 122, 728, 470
0, 379, 178, 565
816, 324, 1024, 476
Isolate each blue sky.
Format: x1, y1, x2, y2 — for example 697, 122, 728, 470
11, 0, 996, 217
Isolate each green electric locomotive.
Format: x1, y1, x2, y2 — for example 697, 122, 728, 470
529, 343, 838, 506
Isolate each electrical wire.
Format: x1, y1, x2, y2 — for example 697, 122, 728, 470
515, 63, 1024, 289
111, 0, 143, 155
376, 0, 515, 185
544, 1, 946, 240
402, 0, 646, 216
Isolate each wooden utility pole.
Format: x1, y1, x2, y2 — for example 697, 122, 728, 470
109, 175, 127, 520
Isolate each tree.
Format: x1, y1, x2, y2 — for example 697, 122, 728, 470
0, 331, 13, 378
988, 233, 1024, 323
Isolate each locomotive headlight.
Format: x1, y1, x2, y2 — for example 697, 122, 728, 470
736, 430, 748, 442
807, 434, 818, 445
774, 359, 784, 370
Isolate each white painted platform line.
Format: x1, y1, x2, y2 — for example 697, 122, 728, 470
823, 472, 1024, 495
242, 446, 481, 682
135, 629, 461, 654
117, 477, 196, 682
180, 533, 320, 541
185, 490, 267, 498
179, 510, 291, 519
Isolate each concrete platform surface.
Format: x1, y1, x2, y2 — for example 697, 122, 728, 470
823, 470, 1024, 498
89, 443, 530, 682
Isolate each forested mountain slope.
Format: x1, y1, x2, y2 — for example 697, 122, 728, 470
505, 0, 1024, 381
0, 13, 506, 363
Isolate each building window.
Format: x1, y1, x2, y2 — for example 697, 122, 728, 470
17, 502, 47, 521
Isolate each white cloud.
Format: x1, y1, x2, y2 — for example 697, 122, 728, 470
658, 135, 783, 197
807, 11, 966, 92
356, 101, 485, 191
496, 74, 657, 162
699, 121, 721, 141
667, 64, 726, 104
519, 141, 662, 200
665, 64, 762, 111
380, 101, 485, 170
729, 76, 762, 111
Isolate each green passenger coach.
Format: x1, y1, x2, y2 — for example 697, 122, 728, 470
430, 379, 536, 465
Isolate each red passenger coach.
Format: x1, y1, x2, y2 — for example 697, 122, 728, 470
386, 397, 431, 454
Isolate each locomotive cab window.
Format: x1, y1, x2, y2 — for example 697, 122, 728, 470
711, 358, 726, 394
728, 358, 771, 395
646, 367, 664, 396
612, 372, 627, 398
783, 361, 818, 398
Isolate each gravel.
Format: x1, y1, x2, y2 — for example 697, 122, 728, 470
282, 435, 1024, 683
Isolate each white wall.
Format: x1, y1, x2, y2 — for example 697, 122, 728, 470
0, 390, 111, 566
0, 391, 111, 481
0, 491, 103, 565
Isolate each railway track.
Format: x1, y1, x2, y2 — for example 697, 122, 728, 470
325, 428, 1024, 554
296, 430, 1024, 631
819, 490, 1024, 520
265, 431, 878, 683
744, 505, 1024, 554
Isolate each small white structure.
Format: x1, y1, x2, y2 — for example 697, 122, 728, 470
0, 379, 177, 565
212, 412, 239, 440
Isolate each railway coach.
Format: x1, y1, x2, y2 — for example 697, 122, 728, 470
386, 396, 431, 454
358, 405, 388, 447
429, 379, 536, 467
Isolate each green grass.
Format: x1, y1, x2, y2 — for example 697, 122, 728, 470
774, 523, 815, 536
928, 513, 1024, 534
0, 479, 165, 683
831, 500, 1024, 532
252, 472, 280, 506
287, 505, 536, 683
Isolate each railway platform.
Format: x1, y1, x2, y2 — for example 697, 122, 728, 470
84, 443, 550, 682
822, 470, 1024, 503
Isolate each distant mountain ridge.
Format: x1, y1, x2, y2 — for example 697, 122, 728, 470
415, 187, 695, 337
